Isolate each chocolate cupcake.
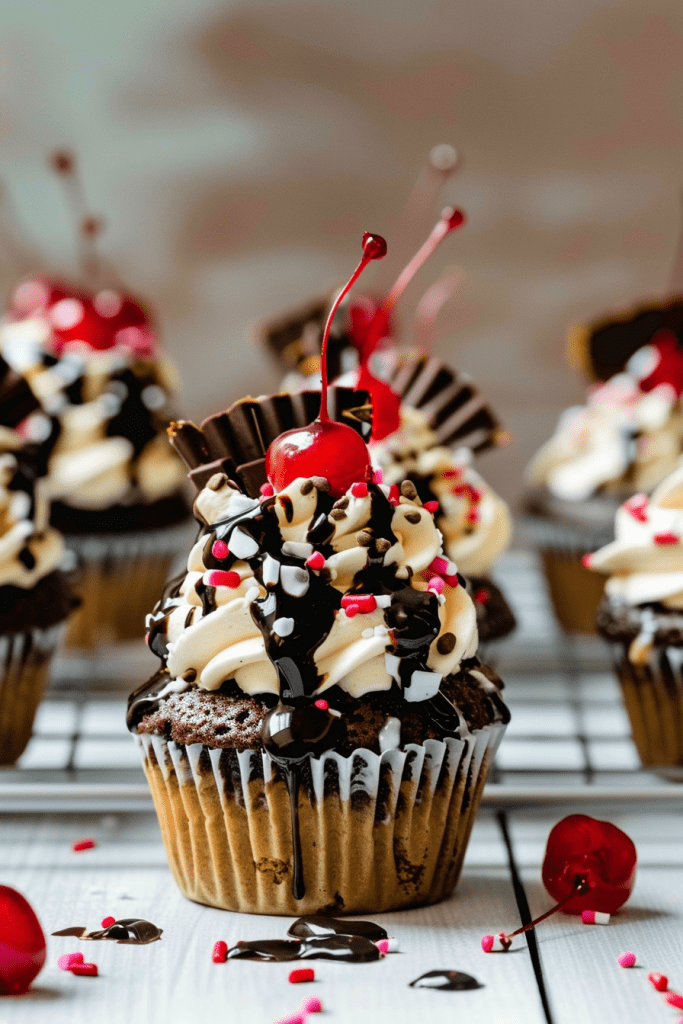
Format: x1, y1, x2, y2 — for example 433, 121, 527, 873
587, 464, 683, 772
0, 356, 76, 763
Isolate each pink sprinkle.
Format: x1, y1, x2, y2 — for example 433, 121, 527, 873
375, 939, 389, 955
260, 483, 275, 496
288, 968, 315, 983
212, 539, 229, 560
301, 996, 323, 1013
648, 972, 668, 992
581, 909, 610, 925
666, 993, 683, 1010
617, 951, 636, 968
58, 952, 84, 971
423, 501, 439, 514
581, 553, 593, 569
272, 1015, 305, 1024
306, 551, 325, 570
72, 963, 98, 977
428, 576, 445, 595
654, 533, 680, 545
351, 482, 369, 498
429, 556, 450, 575
100, 916, 115, 929
212, 940, 228, 963
314, 699, 329, 711
206, 570, 241, 588
373, 469, 384, 484
625, 495, 649, 522
144, 632, 150, 646
481, 935, 494, 953
72, 839, 96, 852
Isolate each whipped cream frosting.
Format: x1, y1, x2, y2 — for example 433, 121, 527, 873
0, 317, 186, 510
0, 445, 64, 589
371, 407, 511, 575
588, 462, 683, 610
528, 349, 683, 503
146, 472, 479, 703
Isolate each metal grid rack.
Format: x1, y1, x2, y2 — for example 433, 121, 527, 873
2, 550, 682, 811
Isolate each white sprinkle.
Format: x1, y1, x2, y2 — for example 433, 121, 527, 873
379, 717, 401, 752
244, 586, 260, 604
141, 384, 167, 410
404, 670, 442, 702
375, 595, 392, 608
273, 617, 295, 637
262, 554, 280, 586
386, 936, 400, 952
280, 565, 310, 598
229, 529, 259, 559
282, 541, 313, 559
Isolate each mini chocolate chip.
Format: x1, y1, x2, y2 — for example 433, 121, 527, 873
311, 476, 330, 492
400, 481, 417, 498
437, 632, 456, 655
182, 668, 197, 682
207, 473, 228, 491
330, 509, 347, 521
333, 496, 350, 509
356, 531, 372, 547
375, 538, 391, 553
404, 511, 421, 524
300, 480, 314, 495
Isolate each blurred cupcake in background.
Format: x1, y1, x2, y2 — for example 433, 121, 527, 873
586, 462, 683, 775
0, 152, 190, 648
523, 316, 683, 634
0, 355, 76, 763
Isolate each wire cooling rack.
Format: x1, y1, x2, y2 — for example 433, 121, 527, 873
2, 550, 682, 811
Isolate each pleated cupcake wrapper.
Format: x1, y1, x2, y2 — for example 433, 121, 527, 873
0, 622, 65, 764
610, 642, 683, 770
136, 720, 506, 916
64, 521, 194, 649
169, 387, 372, 496
519, 513, 615, 554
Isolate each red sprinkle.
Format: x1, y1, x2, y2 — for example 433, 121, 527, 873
581, 554, 593, 569
474, 589, 490, 604
429, 556, 450, 575
617, 951, 636, 968
211, 539, 229, 560
341, 594, 377, 614
388, 484, 400, 506
72, 963, 98, 977
654, 533, 680, 545
666, 993, 683, 1010
344, 603, 359, 617
625, 495, 649, 522
443, 574, 460, 588
306, 551, 325, 570
351, 482, 369, 498
423, 501, 439, 514
466, 510, 480, 524
481, 935, 494, 953
260, 483, 275, 496
212, 940, 228, 963
72, 839, 96, 852
648, 972, 668, 992
288, 968, 315, 984
206, 570, 241, 588
100, 916, 115, 929
314, 699, 329, 711
58, 952, 84, 971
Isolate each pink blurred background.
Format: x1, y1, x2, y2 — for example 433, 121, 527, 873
2, 0, 683, 507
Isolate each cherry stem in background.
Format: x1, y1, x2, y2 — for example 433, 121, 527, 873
504, 875, 590, 941
414, 266, 467, 352
50, 150, 103, 283
319, 232, 387, 422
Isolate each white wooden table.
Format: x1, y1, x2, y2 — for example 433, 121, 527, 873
2, 552, 683, 1024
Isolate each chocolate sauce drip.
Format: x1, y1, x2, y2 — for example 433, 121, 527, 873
409, 970, 482, 990
227, 934, 381, 963
288, 916, 387, 941
52, 919, 162, 944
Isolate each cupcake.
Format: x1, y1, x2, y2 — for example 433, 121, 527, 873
0, 356, 76, 763
523, 336, 683, 634
128, 235, 509, 915
586, 463, 683, 771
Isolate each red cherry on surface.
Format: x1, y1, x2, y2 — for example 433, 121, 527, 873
266, 232, 386, 496
0, 885, 46, 995
542, 814, 637, 915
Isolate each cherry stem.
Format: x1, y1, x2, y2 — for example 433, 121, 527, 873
504, 875, 590, 941
319, 233, 386, 422
50, 150, 101, 283
414, 266, 466, 352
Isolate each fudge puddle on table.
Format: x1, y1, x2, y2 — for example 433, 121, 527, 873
52, 918, 163, 944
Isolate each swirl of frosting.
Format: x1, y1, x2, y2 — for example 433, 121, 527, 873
0, 317, 186, 509
370, 407, 511, 575
146, 472, 479, 703
0, 446, 64, 588
587, 462, 683, 609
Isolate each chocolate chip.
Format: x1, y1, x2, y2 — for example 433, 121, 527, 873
207, 473, 228, 491
330, 509, 347, 521
404, 511, 421, 524
400, 481, 417, 499
356, 531, 372, 547
333, 496, 350, 509
182, 668, 197, 682
311, 477, 330, 492
436, 632, 456, 655
375, 538, 391, 553
300, 480, 314, 495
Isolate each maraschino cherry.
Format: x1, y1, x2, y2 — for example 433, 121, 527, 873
482, 815, 637, 953
348, 207, 466, 441
0, 885, 46, 995
265, 232, 387, 496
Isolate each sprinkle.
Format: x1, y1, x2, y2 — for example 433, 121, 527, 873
71, 963, 98, 977
204, 570, 241, 588
211, 539, 229, 560
428, 576, 445, 595
288, 968, 315, 984
212, 941, 228, 963
351, 482, 369, 498
385, 936, 400, 952
273, 617, 295, 637
617, 952, 636, 968
72, 839, 96, 852
301, 996, 323, 1013
388, 484, 400, 506
466, 510, 480, 524
474, 589, 490, 604
375, 939, 389, 955
100, 916, 115, 929
58, 952, 84, 971
373, 469, 384, 484
423, 501, 439, 514
647, 972, 668, 992
666, 993, 683, 1010
272, 1015, 305, 1024
341, 594, 377, 614
314, 700, 329, 711
481, 933, 512, 952
344, 603, 360, 617
625, 495, 649, 522
443, 574, 460, 588
655, 533, 680, 545
306, 551, 325, 570
581, 554, 593, 569
581, 910, 610, 925
429, 556, 450, 575
260, 483, 274, 496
